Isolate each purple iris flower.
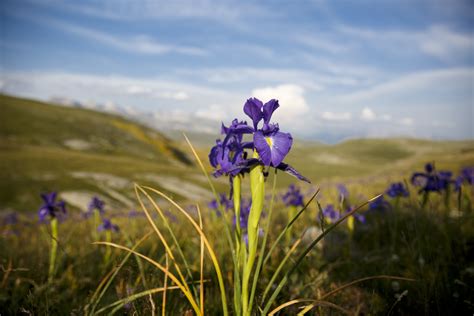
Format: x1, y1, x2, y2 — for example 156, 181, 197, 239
337, 184, 349, 200
88, 196, 105, 215
38, 192, 67, 221
386, 182, 409, 198
208, 193, 234, 216
98, 218, 119, 232
411, 163, 454, 193
461, 167, 474, 185
209, 97, 309, 183
244, 98, 293, 167
282, 184, 305, 207
209, 125, 253, 178
322, 204, 340, 222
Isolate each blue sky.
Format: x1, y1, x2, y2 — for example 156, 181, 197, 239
1, 0, 473, 141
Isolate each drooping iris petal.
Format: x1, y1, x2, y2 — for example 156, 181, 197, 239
263, 99, 279, 124
254, 130, 293, 167
209, 140, 222, 168
276, 162, 311, 183
243, 98, 264, 129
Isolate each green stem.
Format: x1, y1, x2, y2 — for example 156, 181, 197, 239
421, 191, 429, 209
104, 230, 112, 267
248, 170, 277, 314
242, 154, 265, 316
232, 175, 243, 315
48, 218, 58, 283
286, 206, 297, 245
94, 209, 100, 240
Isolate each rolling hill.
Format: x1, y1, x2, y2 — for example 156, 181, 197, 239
0, 94, 473, 214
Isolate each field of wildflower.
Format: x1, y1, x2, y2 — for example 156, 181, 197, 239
1, 97, 474, 315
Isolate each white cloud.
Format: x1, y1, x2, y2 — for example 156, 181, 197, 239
195, 104, 228, 121
400, 117, 414, 126
419, 25, 473, 61
381, 114, 392, 121
251, 84, 310, 125
321, 111, 352, 121
360, 107, 376, 120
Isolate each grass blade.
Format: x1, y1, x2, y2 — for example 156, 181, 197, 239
162, 254, 169, 316
87, 231, 153, 315
93, 241, 201, 315
261, 238, 301, 303
320, 275, 415, 300
136, 184, 197, 298
197, 204, 205, 315
142, 186, 229, 316
263, 189, 320, 267
95, 285, 181, 315
261, 194, 381, 315
268, 299, 351, 315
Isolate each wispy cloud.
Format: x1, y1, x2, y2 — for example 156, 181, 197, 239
337, 23, 473, 62
6, 9, 208, 56
28, 0, 272, 24
321, 111, 352, 121
336, 67, 473, 105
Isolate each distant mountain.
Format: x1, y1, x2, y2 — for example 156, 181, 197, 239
48, 96, 220, 141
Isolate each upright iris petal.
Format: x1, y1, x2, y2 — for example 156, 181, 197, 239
262, 99, 279, 125
253, 130, 293, 167
243, 98, 264, 129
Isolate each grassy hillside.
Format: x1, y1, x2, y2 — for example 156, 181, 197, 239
0, 94, 218, 212
0, 94, 472, 213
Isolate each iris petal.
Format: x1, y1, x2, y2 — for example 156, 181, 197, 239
254, 131, 292, 167
253, 131, 272, 165
263, 99, 279, 124
244, 98, 264, 129
268, 131, 293, 166
276, 162, 311, 183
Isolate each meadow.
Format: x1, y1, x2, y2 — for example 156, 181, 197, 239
1, 95, 473, 315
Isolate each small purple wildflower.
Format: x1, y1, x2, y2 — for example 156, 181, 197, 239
208, 193, 234, 216
337, 184, 349, 200
386, 182, 409, 198
38, 192, 66, 221
282, 184, 305, 208
461, 167, 474, 185
88, 196, 105, 216
98, 218, 119, 232
454, 167, 474, 191
322, 204, 340, 222
411, 163, 455, 193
